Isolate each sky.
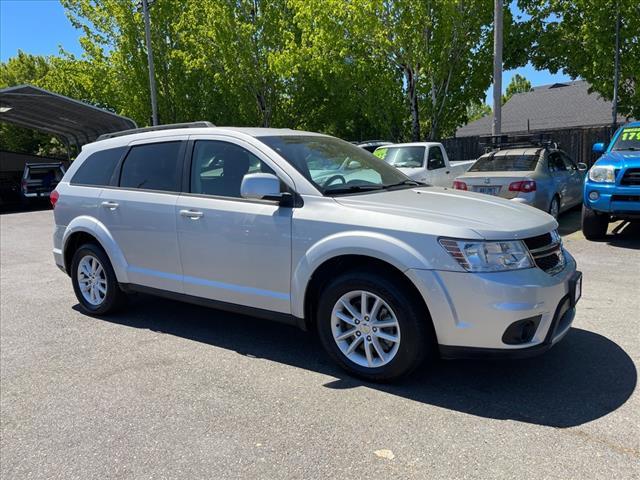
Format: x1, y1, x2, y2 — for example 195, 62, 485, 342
1, 0, 574, 105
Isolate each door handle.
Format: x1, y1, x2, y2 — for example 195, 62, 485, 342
179, 209, 204, 219
101, 201, 119, 210
445, 170, 451, 174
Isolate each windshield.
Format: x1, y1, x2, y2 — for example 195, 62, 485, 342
469, 153, 539, 172
612, 126, 640, 151
374, 146, 425, 168
258, 135, 416, 195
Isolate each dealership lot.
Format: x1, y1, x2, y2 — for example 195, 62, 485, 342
1, 209, 638, 479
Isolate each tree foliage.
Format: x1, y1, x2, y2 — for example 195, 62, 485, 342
1, 0, 536, 149
502, 73, 532, 104
520, 0, 640, 118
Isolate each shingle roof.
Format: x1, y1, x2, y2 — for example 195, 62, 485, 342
456, 80, 632, 137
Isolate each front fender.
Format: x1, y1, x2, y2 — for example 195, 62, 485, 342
291, 231, 430, 318
62, 216, 129, 283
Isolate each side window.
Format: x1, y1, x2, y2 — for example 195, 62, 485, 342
561, 152, 577, 170
190, 140, 276, 198
548, 152, 566, 172
119, 142, 181, 192
427, 146, 445, 170
71, 146, 126, 186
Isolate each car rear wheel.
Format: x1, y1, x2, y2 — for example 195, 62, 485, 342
71, 243, 127, 315
581, 205, 609, 240
316, 270, 434, 381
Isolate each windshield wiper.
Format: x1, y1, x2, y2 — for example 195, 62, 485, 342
613, 147, 639, 151
382, 179, 425, 189
323, 185, 386, 195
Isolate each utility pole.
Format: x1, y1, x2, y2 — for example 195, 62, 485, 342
492, 0, 503, 137
612, 4, 620, 130
141, 0, 158, 125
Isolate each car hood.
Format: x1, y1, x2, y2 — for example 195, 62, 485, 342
333, 186, 557, 240
596, 150, 640, 167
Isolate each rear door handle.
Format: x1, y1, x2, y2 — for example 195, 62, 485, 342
101, 201, 119, 210
179, 209, 204, 219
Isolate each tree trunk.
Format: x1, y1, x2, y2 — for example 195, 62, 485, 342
256, 91, 271, 127
405, 66, 420, 141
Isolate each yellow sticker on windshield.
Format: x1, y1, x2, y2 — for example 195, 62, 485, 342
621, 127, 640, 141
373, 148, 387, 159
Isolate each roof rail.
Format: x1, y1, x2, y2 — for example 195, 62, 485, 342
96, 121, 215, 141
479, 133, 557, 152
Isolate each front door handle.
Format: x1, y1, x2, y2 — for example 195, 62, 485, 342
101, 201, 119, 210
179, 209, 204, 219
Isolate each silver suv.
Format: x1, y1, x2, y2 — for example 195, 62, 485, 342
52, 123, 582, 381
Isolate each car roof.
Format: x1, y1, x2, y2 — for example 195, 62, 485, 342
84, 126, 329, 152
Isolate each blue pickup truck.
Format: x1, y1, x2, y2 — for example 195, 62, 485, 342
582, 122, 640, 239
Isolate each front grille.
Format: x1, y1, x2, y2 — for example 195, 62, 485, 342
524, 233, 565, 275
523, 233, 552, 250
621, 168, 640, 186
612, 194, 640, 202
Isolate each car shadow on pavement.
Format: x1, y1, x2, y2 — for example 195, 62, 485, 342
84, 294, 637, 429
557, 207, 582, 236
602, 221, 640, 250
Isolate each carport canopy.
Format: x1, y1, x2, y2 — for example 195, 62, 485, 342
0, 84, 137, 149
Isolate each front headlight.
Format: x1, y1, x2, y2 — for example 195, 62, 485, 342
588, 165, 615, 183
439, 238, 534, 272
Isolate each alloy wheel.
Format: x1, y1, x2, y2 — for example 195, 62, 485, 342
77, 255, 108, 306
331, 290, 401, 368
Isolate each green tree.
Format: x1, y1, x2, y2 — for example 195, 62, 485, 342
502, 73, 532, 104
466, 101, 492, 122
519, 0, 640, 118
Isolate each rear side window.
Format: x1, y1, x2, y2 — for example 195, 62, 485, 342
71, 147, 125, 186
119, 142, 182, 192
427, 146, 445, 170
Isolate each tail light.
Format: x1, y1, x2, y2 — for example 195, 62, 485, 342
21, 180, 27, 193
509, 180, 536, 192
50, 190, 59, 208
452, 180, 467, 190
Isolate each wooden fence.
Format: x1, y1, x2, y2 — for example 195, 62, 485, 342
442, 125, 618, 167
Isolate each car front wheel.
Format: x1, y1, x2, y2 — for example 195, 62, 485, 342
317, 270, 434, 381
581, 205, 608, 240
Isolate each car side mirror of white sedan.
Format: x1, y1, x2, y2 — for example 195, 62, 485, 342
577, 162, 588, 171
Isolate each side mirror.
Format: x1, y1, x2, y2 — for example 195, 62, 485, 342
577, 162, 588, 171
592, 142, 606, 153
346, 160, 362, 170
241, 173, 283, 202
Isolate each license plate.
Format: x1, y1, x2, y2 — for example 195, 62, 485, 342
574, 274, 582, 303
475, 186, 500, 195
570, 272, 582, 306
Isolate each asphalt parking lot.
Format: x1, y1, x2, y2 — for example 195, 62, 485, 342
1, 208, 638, 479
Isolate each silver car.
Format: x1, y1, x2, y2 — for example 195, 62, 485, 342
51, 124, 581, 381
453, 147, 587, 218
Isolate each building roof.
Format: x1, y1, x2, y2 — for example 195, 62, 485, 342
0, 85, 137, 147
456, 80, 631, 138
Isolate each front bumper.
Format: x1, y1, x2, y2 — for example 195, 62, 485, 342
584, 181, 640, 215
406, 251, 580, 355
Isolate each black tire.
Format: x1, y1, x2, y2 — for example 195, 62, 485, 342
316, 269, 435, 382
581, 205, 608, 240
71, 243, 127, 315
548, 195, 560, 219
